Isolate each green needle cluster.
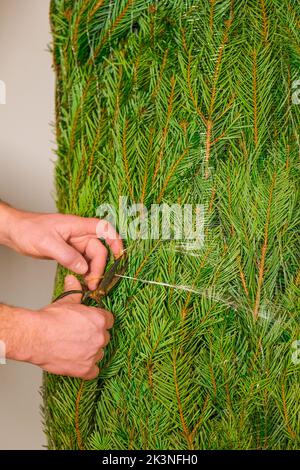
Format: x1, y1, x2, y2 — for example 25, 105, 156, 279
44, 0, 300, 450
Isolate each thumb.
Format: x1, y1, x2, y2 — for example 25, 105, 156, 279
49, 239, 88, 275
56, 275, 83, 304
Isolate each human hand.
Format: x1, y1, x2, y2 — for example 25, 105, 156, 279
2, 275, 114, 379
0, 203, 123, 290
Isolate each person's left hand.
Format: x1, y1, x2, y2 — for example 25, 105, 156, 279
2, 206, 123, 290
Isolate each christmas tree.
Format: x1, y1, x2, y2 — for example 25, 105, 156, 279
44, 0, 300, 449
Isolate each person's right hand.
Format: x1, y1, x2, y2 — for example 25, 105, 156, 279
27, 275, 114, 380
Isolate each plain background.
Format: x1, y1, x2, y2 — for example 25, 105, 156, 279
0, 0, 54, 449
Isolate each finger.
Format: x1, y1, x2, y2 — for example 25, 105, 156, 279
56, 275, 83, 304
69, 217, 124, 259
97, 309, 114, 329
95, 348, 105, 362
83, 307, 114, 331
99, 330, 110, 348
84, 238, 108, 290
46, 238, 88, 274
82, 364, 99, 381
95, 219, 124, 258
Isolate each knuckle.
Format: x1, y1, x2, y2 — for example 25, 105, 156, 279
83, 367, 99, 381
78, 364, 93, 378
101, 331, 110, 347
104, 331, 110, 345
98, 309, 114, 328
61, 366, 83, 379
97, 333, 106, 347
106, 311, 115, 327
98, 349, 105, 360
95, 312, 106, 328
90, 335, 102, 351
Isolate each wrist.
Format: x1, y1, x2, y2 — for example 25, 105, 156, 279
0, 202, 20, 248
0, 304, 38, 363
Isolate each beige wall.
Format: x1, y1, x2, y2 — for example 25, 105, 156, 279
0, 0, 55, 449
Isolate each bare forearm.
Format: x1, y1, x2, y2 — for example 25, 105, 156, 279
0, 201, 19, 248
0, 303, 36, 362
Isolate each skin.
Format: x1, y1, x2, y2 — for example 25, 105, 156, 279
0, 202, 123, 380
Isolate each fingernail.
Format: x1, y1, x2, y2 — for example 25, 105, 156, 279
74, 261, 87, 273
